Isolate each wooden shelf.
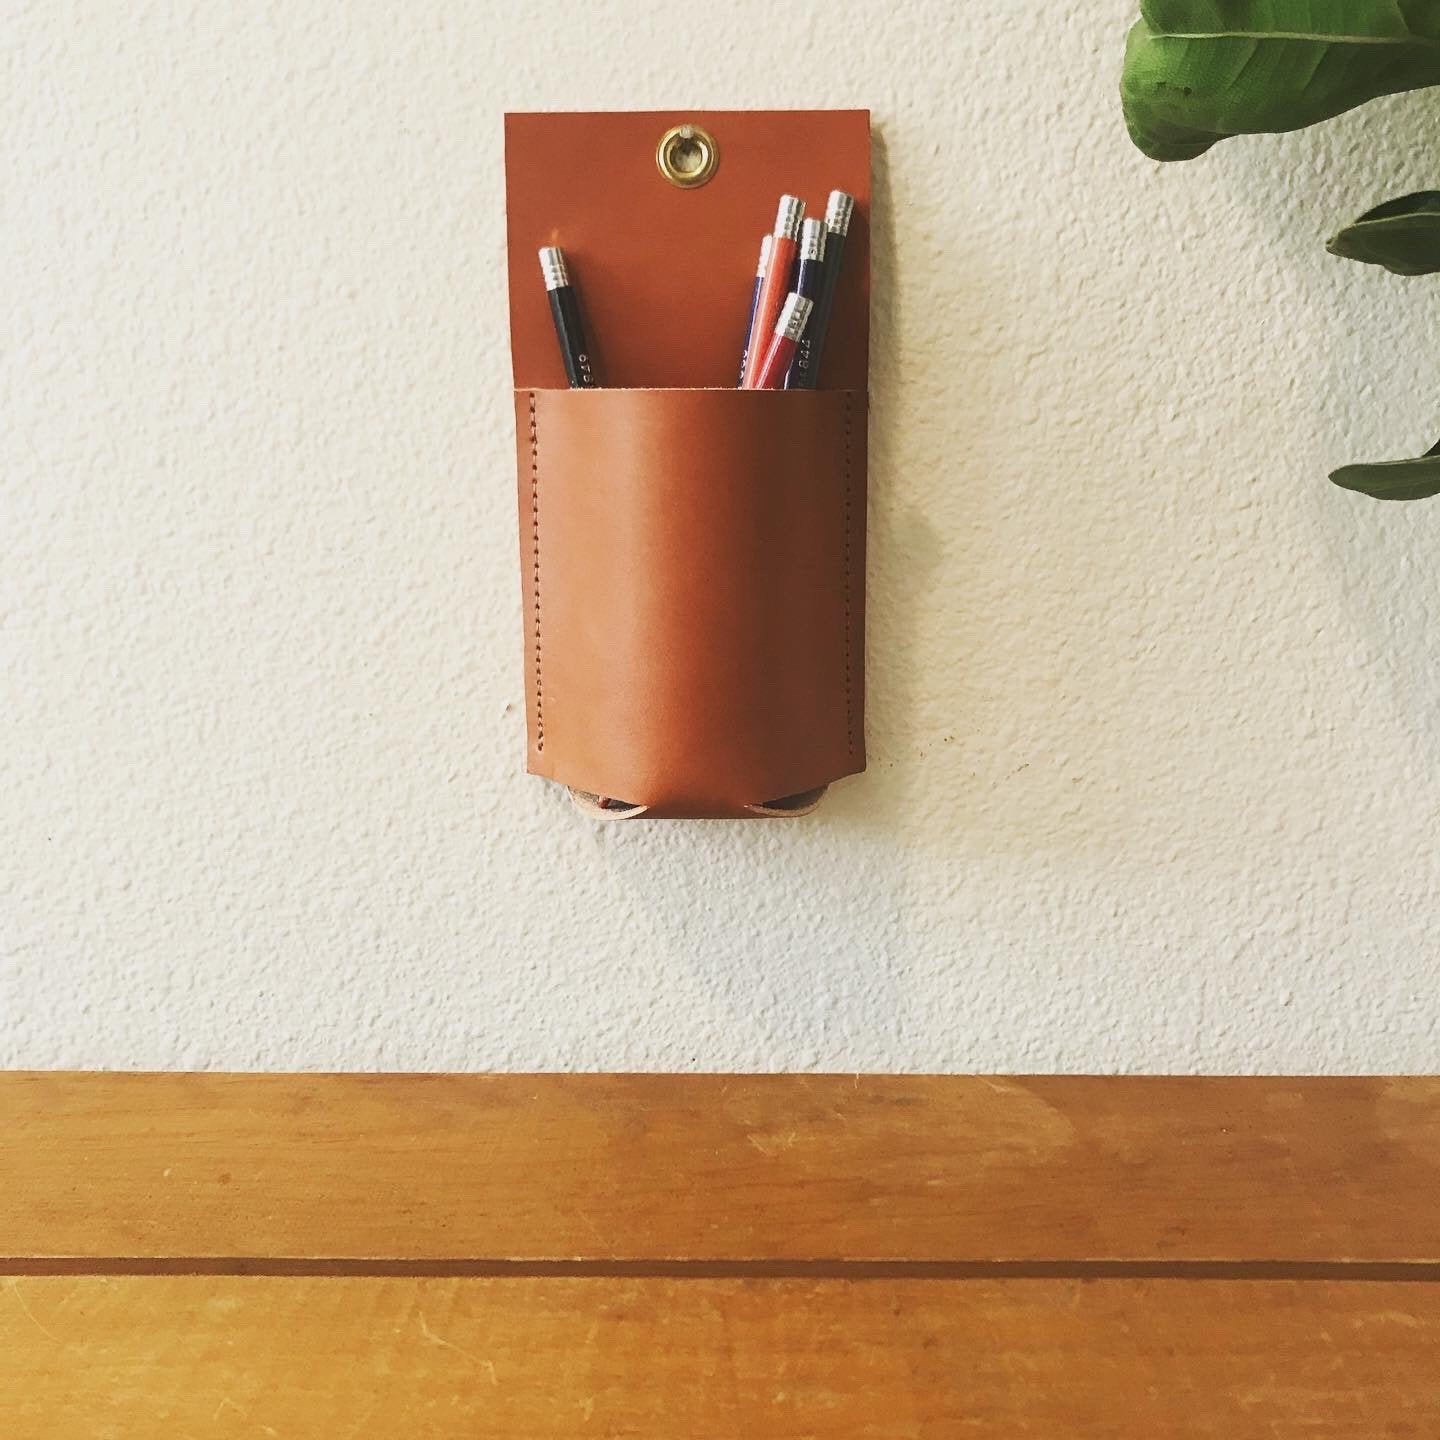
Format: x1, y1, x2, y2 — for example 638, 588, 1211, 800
3, 1073, 1438, 1434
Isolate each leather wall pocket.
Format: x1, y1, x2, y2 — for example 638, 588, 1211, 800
505, 111, 870, 818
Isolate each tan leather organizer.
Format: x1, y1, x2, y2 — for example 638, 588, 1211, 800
505, 110, 869, 818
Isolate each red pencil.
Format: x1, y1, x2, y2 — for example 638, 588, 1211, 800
741, 195, 804, 389
749, 293, 813, 391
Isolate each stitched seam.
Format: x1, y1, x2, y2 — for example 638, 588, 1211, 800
529, 392, 543, 752
843, 391, 856, 757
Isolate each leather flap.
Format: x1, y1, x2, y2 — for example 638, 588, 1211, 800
504, 110, 870, 390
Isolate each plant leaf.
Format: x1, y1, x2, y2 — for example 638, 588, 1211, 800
1326, 191, 1440, 273
1330, 439, 1440, 500
1122, 2, 1440, 161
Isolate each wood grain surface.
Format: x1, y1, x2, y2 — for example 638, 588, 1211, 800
4, 1072, 1439, 1266
6, 1073, 1439, 1436
3, 1275, 1439, 1438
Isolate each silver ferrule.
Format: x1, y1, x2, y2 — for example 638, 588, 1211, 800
799, 217, 827, 263
538, 245, 570, 291
756, 233, 773, 278
774, 194, 805, 240
824, 190, 854, 236
775, 292, 813, 342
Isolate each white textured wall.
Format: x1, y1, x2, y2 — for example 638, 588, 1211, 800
4, 1, 1439, 1072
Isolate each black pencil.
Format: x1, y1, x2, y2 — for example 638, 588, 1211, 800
784, 218, 828, 388
538, 246, 597, 388
790, 191, 852, 390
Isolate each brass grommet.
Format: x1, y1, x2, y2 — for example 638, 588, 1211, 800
656, 123, 718, 189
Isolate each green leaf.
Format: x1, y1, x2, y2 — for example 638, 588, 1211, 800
1122, 2, 1440, 162
1326, 191, 1440, 273
1330, 439, 1440, 499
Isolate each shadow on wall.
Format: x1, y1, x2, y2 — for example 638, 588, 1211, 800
825, 126, 947, 837
835, 94, 1440, 866
822, 122, 1167, 860
1301, 101, 1440, 772
1126, 90, 1440, 814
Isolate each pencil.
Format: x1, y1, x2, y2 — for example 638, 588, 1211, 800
784, 218, 827, 389
789, 190, 853, 389
749, 293, 813, 391
538, 245, 597, 388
